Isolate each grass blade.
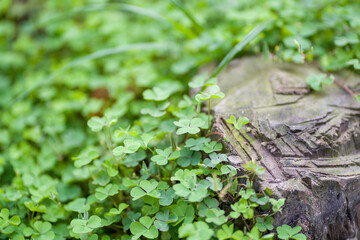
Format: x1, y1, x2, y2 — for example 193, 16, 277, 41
211, 20, 272, 77
170, 0, 203, 33
7, 42, 171, 107
41, 3, 168, 25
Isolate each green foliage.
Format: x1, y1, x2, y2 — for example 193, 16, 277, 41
226, 115, 249, 130
6, 0, 360, 239
276, 225, 307, 240
306, 73, 334, 91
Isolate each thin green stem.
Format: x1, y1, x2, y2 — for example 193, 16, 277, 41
208, 99, 211, 131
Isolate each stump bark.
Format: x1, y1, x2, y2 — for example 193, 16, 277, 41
211, 56, 360, 240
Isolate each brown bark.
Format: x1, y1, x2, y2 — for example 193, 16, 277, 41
211, 56, 360, 240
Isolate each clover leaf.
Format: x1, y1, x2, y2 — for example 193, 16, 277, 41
154, 210, 177, 232
306, 73, 334, 91
171, 201, 195, 224
179, 221, 214, 240
203, 141, 222, 153
143, 87, 170, 101
151, 147, 179, 166
159, 188, 176, 206
226, 115, 249, 130
173, 177, 210, 202
217, 224, 244, 240
87, 116, 106, 132
70, 215, 102, 234
346, 59, 360, 70
73, 149, 99, 168
141, 101, 170, 117
130, 216, 159, 239
203, 153, 227, 168
178, 148, 201, 167
277, 225, 307, 240
334, 33, 359, 46
142, 197, 160, 216
195, 85, 225, 102
188, 72, 208, 89
113, 139, 142, 156
95, 184, 119, 201
230, 198, 258, 219
220, 165, 237, 176
270, 198, 285, 213
0, 208, 21, 235
23, 221, 55, 240
185, 137, 211, 151
130, 180, 160, 201
256, 217, 274, 232
174, 118, 205, 135
205, 208, 226, 225
244, 159, 265, 175
198, 198, 219, 217
107, 203, 129, 216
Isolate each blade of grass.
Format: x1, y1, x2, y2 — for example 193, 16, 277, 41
211, 20, 272, 78
170, 0, 203, 33
41, 3, 168, 25
7, 42, 171, 108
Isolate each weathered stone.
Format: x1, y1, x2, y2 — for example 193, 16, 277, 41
211, 56, 360, 240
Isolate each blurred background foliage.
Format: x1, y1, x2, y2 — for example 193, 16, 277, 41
0, 0, 359, 239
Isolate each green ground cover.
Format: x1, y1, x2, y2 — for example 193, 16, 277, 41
0, 0, 359, 239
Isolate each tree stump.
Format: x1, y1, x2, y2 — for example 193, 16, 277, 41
211, 56, 360, 240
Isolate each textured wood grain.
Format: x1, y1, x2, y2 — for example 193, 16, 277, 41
211, 56, 360, 240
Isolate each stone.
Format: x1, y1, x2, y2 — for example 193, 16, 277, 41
210, 56, 360, 240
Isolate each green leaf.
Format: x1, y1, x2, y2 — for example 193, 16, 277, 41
107, 203, 129, 216
154, 210, 177, 232
244, 159, 265, 175
255, 217, 274, 232
203, 141, 222, 153
185, 137, 210, 151
270, 198, 285, 213
143, 87, 170, 101
195, 85, 225, 102
355, 95, 360, 103
205, 208, 226, 225
0, 208, 9, 220
277, 225, 306, 240
95, 184, 119, 201
174, 118, 205, 135
151, 147, 173, 165
87, 117, 105, 132
306, 73, 334, 91
71, 216, 101, 234
171, 201, 195, 224
211, 20, 272, 77
130, 216, 159, 239
346, 59, 360, 70
203, 153, 227, 168
8, 215, 21, 226
179, 221, 214, 240
87, 215, 102, 229
34, 221, 52, 234
73, 149, 99, 168
177, 148, 201, 167
226, 115, 249, 130
159, 188, 176, 206
130, 180, 160, 200
113, 139, 141, 155
217, 224, 244, 240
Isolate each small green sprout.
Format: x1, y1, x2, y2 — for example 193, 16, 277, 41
226, 115, 249, 130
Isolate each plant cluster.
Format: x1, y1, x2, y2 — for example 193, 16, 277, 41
1, 0, 360, 239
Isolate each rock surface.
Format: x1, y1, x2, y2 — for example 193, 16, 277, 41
211, 56, 360, 240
